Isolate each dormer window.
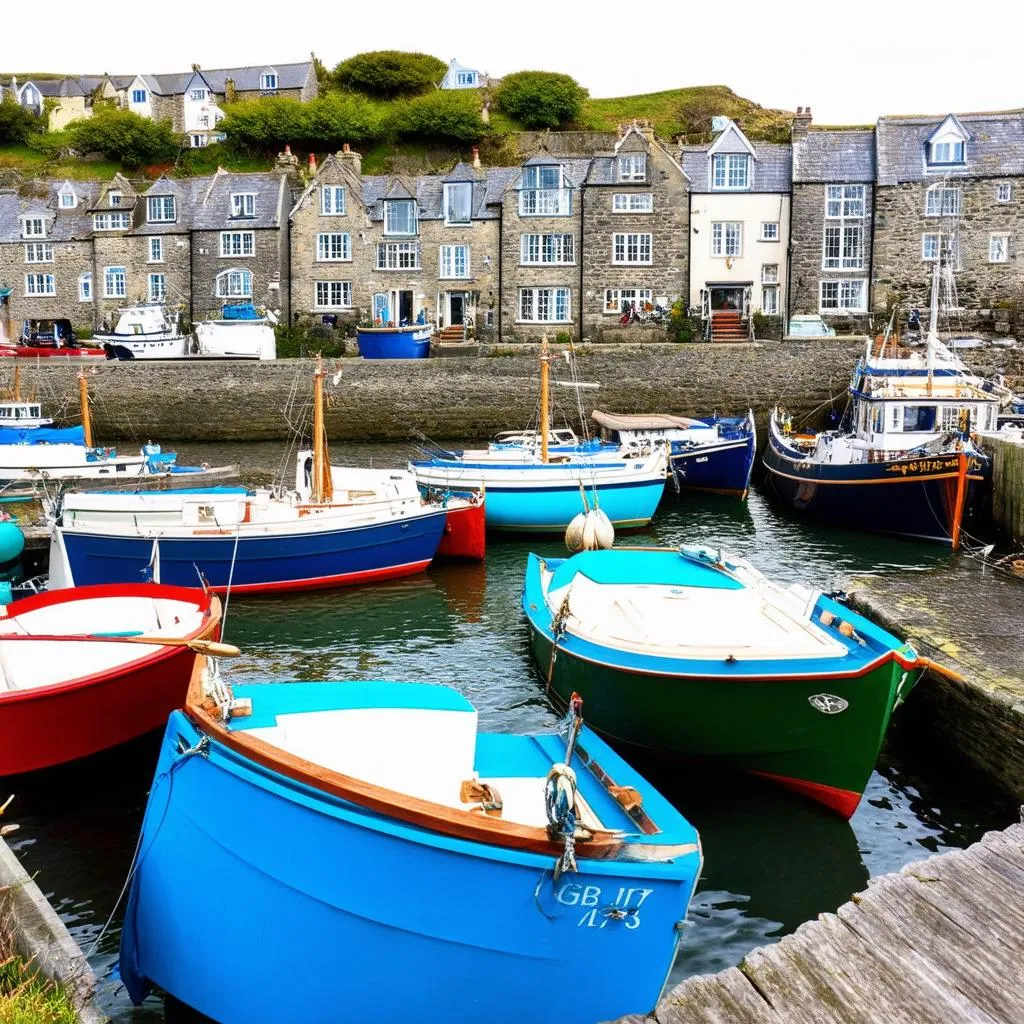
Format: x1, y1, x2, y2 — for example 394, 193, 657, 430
929, 140, 964, 165
443, 183, 472, 225
520, 165, 570, 216
712, 154, 749, 190
260, 72, 278, 92
59, 190, 77, 209
231, 193, 256, 218
384, 199, 418, 236
109, 191, 123, 207
617, 154, 646, 182
21, 217, 45, 239
146, 196, 176, 222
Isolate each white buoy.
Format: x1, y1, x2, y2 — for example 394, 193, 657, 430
565, 511, 587, 553
581, 508, 615, 551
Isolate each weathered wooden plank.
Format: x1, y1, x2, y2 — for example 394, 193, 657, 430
656, 968, 781, 1024
839, 878, 1024, 1023
980, 826, 1024, 873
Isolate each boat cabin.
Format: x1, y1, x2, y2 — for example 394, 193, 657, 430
100, 304, 181, 338
20, 319, 75, 347
0, 401, 50, 427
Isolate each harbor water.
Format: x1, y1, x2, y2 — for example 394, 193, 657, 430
6, 441, 1018, 1021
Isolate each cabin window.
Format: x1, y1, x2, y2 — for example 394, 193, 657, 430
383, 199, 417, 236
215, 269, 252, 298
148, 273, 166, 303
78, 272, 92, 302
148, 237, 163, 263
712, 154, 749, 190
443, 183, 473, 225
612, 193, 653, 213
890, 406, 901, 430
320, 186, 346, 216
872, 406, 885, 433
317, 233, 351, 261
104, 266, 126, 298
439, 244, 470, 279
613, 232, 652, 264
902, 406, 936, 432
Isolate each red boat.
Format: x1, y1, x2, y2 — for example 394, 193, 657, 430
0, 583, 223, 776
0, 318, 105, 359
437, 493, 487, 561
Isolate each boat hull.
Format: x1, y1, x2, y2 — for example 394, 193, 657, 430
120, 710, 699, 1024
669, 431, 755, 499
357, 327, 431, 359
53, 512, 447, 593
100, 336, 189, 360
436, 497, 487, 560
762, 418, 990, 545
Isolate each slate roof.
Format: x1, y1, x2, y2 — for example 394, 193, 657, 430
681, 142, 791, 192
29, 78, 86, 98
0, 182, 102, 242
141, 62, 312, 97
362, 174, 498, 221
792, 130, 876, 183
190, 172, 286, 230
876, 111, 1024, 184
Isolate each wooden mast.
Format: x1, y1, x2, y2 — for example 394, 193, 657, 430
539, 335, 550, 463
78, 372, 93, 449
311, 356, 333, 504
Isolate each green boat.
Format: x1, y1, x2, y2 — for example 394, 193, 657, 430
522, 546, 932, 818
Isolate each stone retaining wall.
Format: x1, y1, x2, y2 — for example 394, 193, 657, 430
983, 433, 1024, 548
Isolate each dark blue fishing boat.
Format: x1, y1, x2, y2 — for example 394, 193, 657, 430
356, 324, 432, 359
119, 663, 702, 1024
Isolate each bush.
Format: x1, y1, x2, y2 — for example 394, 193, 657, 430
393, 91, 485, 143
0, 95, 38, 143
667, 299, 701, 343
495, 71, 588, 129
334, 51, 447, 98
752, 312, 783, 340
63, 107, 180, 168
219, 94, 385, 151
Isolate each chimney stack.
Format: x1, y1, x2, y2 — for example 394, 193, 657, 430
225, 77, 236, 103
337, 143, 363, 177
791, 105, 813, 141
275, 144, 300, 179
471, 146, 481, 169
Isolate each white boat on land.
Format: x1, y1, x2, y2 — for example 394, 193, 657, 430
93, 305, 189, 361
190, 304, 277, 361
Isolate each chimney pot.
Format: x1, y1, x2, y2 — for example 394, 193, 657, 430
342, 143, 350, 153
308, 152, 317, 174
284, 144, 291, 155
471, 146, 481, 169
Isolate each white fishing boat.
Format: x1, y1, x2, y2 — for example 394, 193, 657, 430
94, 305, 189, 361
190, 304, 277, 361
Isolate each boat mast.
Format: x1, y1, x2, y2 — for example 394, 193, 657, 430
12, 365, 20, 402
926, 257, 940, 398
311, 356, 333, 504
539, 335, 550, 464
78, 372, 93, 449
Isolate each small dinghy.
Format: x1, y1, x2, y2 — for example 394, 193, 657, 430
0, 583, 223, 775
119, 661, 702, 1024
523, 546, 945, 818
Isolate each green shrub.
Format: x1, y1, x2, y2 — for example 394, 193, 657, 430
63, 107, 180, 168
393, 91, 484, 143
752, 311, 783, 340
495, 72, 588, 129
334, 51, 447, 98
667, 299, 701, 343
219, 94, 385, 151
0, 96, 38, 144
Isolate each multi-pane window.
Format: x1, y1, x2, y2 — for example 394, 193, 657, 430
760, 222, 779, 241
443, 183, 473, 224
989, 233, 1010, 263
147, 196, 176, 222
617, 154, 646, 181
711, 154, 749, 190
823, 224, 863, 268
711, 222, 742, 256
612, 232, 652, 264
321, 186, 346, 216
612, 193, 653, 213
922, 233, 940, 261
215, 269, 252, 298
24, 273, 55, 296
604, 288, 653, 314
21, 217, 45, 238
825, 185, 864, 218
928, 140, 964, 165
148, 273, 166, 302
456, 71, 475, 85
315, 281, 352, 308
59, 191, 76, 209
820, 279, 865, 312
104, 266, 127, 298
383, 199, 417, 235
518, 287, 570, 323
190, 88, 206, 101
762, 264, 779, 284
520, 165, 570, 216
220, 232, 254, 257
231, 193, 256, 218
78, 272, 91, 302
260, 73, 278, 91
93, 212, 131, 230
439, 245, 470, 279
317, 233, 351, 261
996, 183, 1013, 203
375, 242, 420, 270
761, 286, 779, 314
149, 237, 163, 263
24, 243, 53, 263
925, 186, 961, 216
520, 234, 575, 264
131, 88, 147, 104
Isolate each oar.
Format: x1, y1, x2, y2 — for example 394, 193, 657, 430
0, 632, 240, 658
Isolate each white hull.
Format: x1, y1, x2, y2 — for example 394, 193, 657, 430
100, 335, 190, 360
0, 443, 153, 481
192, 322, 276, 360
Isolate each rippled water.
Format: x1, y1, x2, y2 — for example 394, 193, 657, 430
7, 441, 1016, 1021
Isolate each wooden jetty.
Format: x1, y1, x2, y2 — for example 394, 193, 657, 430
615, 819, 1024, 1024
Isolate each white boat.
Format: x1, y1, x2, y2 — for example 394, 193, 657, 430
94, 305, 189, 361
191, 304, 277, 361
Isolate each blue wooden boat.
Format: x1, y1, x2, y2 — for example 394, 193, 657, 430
119, 662, 702, 1024
356, 324, 432, 359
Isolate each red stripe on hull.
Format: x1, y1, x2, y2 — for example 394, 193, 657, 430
751, 770, 863, 819
208, 559, 433, 595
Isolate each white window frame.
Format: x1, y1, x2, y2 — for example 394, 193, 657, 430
819, 279, 866, 313
148, 273, 167, 303
612, 193, 653, 213
231, 193, 256, 218
823, 223, 864, 269
921, 233, 940, 261
989, 233, 1010, 264
520, 234, 575, 265
190, 88, 207, 101
24, 242, 53, 264
320, 186, 346, 216
24, 273, 55, 297
925, 186, 961, 217
612, 232, 653, 265
78, 272, 92, 302
20, 217, 45, 238
260, 73, 278, 91
190, 134, 208, 149
375, 242, 420, 270
93, 212, 131, 231
220, 231, 255, 258
103, 266, 127, 299
316, 232, 352, 262
443, 182, 473, 225
996, 183, 1013, 203
603, 288, 653, 314
825, 185, 865, 219
517, 287, 571, 324
439, 244, 470, 279
383, 199, 418, 236
760, 221, 779, 241
215, 268, 253, 298
928, 140, 964, 165
711, 221, 742, 257
761, 285, 779, 315
711, 153, 750, 190
617, 154, 646, 182
59, 191, 76, 209
146, 195, 176, 223
519, 165, 571, 216
761, 263, 779, 284
148, 237, 164, 263
315, 281, 353, 309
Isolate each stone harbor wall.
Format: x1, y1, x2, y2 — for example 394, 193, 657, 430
15, 340, 1024, 443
